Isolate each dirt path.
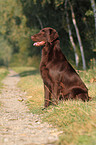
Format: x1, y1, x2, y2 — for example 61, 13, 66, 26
0, 70, 60, 145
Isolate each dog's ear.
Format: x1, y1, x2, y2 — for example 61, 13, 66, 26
47, 28, 59, 44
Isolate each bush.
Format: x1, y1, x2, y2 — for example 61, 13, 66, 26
27, 56, 41, 68
10, 53, 41, 68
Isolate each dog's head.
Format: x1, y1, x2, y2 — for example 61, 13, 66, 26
31, 27, 59, 47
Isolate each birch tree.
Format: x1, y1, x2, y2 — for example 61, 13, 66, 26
36, 15, 43, 29
68, 0, 86, 70
90, 0, 96, 47
65, 0, 79, 67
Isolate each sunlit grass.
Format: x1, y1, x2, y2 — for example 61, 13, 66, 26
43, 100, 96, 145
13, 66, 96, 145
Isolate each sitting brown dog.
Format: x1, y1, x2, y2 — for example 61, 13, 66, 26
31, 27, 91, 107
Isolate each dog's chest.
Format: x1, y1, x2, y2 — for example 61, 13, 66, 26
47, 62, 62, 80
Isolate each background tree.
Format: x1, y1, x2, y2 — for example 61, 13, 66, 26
68, 0, 86, 69
90, 0, 96, 47
65, 0, 79, 67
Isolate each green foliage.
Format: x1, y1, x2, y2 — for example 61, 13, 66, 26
10, 54, 41, 68
0, 35, 12, 67
85, 10, 94, 16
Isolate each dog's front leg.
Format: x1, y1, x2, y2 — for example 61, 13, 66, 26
44, 84, 52, 107
40, 66, 53, 107
52, 83, 59, 105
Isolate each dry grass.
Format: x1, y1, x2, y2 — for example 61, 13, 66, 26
13, 66, 96, 145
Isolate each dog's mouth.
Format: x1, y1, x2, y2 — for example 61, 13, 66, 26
33, 41, 45, 46
31, 36, 45, 46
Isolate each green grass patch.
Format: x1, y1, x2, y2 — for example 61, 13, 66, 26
0, 67, 9, 106
0, 67, 9, 89
13, 67, 96, 145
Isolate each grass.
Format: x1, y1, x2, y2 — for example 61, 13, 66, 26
12, 66, 96, 145
0, 67, 9, 89
0, 67, 9, 106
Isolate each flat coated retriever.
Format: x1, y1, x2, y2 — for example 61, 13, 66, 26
31, 27, 91, 107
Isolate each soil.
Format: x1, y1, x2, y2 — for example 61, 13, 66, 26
0, 70, 61, 145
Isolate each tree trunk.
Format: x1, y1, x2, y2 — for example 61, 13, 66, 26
36, 15, 43, 29
90, 0, 96, 47
65, 0, 79, 67
68, 0, 86, 70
